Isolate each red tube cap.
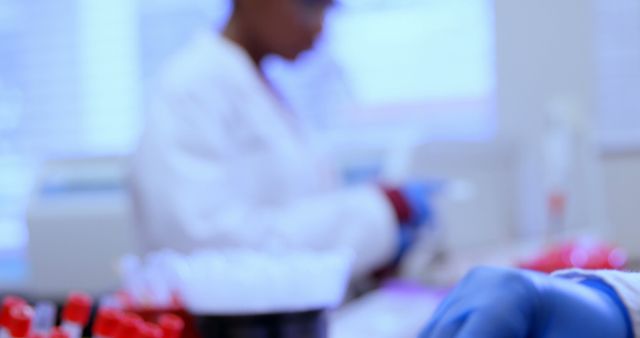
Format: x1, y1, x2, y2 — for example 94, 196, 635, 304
9, 305, 33, 338
138, 324, 162, 338
93, 308, 123, 337
50, 328, 70, 338
62, 292, 92, 326
115, 314, 143, 338
158, 314, 184, 338
1, 296, 26, 328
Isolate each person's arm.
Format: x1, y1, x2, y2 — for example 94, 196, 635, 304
171, 169, 400, 276
419, 267, 633, 338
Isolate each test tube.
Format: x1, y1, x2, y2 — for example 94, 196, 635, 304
1, 298, 26, 338
31, 302, 56, 334
157, 314, 184, 338
60, 293, 92, 338
114, 314, 142, 338
138, 324, 162, 338
92, 308, 122, 338
8, 305, 33, 338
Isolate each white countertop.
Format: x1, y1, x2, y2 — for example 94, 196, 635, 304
330, 281, 447, 338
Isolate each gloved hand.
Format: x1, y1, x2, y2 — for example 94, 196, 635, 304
420, 267, 631, 338
382, 181, 439, 229
400, 181, 435, 228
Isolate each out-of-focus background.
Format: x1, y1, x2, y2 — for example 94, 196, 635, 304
2, 0, 640, 336
1, 0, 495, 286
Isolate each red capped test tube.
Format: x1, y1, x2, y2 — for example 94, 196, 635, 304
138, 324, 162, 338
92, 308, 123, 338
114, 314, 143, 338
8, 305, 33, 338
1, 297, 26, 338
61, 293, 92, 338
158, 314, 184, 338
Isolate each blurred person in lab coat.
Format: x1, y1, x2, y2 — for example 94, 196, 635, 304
131, 0, 434, 277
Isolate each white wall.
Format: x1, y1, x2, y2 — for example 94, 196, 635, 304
602, 153, 640, 257
495, 0, 601, 238
495, 0, 597, 141
494, 0, 640, 258
409, 142, 517, 252
593, 0, 640, 258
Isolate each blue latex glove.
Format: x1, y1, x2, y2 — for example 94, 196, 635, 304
400, 181, 440, 229
420, 267, 632, 338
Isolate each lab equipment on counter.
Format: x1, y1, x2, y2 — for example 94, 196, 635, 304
519, 98, 609, 241
27, 156, 136, 298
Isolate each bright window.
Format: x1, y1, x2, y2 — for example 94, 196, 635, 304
266, 0, 496, 141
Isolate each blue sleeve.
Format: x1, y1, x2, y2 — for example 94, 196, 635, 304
581, 278, 635, 338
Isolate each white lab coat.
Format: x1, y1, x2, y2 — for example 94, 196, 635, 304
557, 270, 640, 336
130, 29, 398, 276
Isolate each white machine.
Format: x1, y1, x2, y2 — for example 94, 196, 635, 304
26, 156, 137, 298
